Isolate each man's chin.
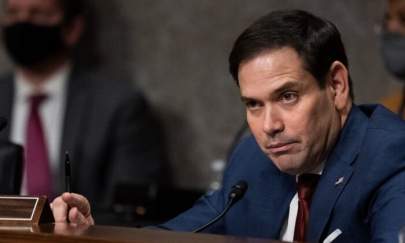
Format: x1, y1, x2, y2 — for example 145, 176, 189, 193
272, 159, 302, 175
278, 167, 301, 175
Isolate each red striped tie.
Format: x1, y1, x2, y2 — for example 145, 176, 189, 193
294, 174, 320, 242
25, 94, 52, 197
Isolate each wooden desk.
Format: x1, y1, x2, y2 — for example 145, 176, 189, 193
0, 223, 286, 243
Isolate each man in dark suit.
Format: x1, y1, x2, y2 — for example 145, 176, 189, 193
0, 0, 165, 221
51, 10, 405, 242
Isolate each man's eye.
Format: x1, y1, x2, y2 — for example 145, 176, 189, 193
245, 100, 260, 110
4, 9, 18, 19
280, 92, 298, 104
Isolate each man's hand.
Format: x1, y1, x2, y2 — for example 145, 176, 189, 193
51, 193, 95, 226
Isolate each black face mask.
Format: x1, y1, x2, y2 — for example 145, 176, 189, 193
2, 22, 66, 68
380, 31, 405, 81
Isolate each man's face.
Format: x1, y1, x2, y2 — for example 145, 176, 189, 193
3, 0, 63, 26
385, 0, 405, 34
239, 47, 343, 175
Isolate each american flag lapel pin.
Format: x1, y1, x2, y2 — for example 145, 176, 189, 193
335, 177, 344, 186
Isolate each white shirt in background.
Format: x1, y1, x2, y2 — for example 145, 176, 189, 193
10, 64, 70, 195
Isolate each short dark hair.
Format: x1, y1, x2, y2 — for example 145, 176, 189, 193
57, 0, 85, 24
229, 9, 353, 98
3, 0, 85, 24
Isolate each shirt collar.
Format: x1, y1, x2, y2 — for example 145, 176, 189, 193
296, 162, 324, 182
15, 63, 71, 103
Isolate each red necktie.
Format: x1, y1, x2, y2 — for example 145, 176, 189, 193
25, 94, 52, 197
294, 174, 320, 242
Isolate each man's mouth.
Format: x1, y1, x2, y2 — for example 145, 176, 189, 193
265, 142, 296, 154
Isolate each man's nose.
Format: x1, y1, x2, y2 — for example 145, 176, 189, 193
262, 106, 284, 136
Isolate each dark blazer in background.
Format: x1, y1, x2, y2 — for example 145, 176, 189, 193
161, 105, 405, 243
0, 140, 22, 194
0, 67, 167, 219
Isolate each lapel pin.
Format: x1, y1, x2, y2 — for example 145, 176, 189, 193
335, 177, 344, 186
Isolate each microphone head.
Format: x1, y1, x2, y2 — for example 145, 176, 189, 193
192, 180, 248, 233
229, 180, 248, 201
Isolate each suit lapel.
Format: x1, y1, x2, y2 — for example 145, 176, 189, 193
0, 74, 15, 140
57, 69, 89, 193
272, 176, 296, 236
265, 170, 296, 237
249, 162, 296, 238
307, 105, 368, 242
308, 161, 353, 241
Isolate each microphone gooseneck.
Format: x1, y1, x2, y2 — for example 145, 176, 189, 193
192, 180, 248, 233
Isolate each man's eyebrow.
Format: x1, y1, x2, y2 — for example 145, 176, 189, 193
272, 81, 302, 95
240, 80, 303, 102
240, 96, 253, 103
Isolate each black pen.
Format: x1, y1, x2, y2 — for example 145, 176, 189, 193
65, 151, 71, 193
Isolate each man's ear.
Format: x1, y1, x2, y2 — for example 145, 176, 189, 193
62, 16, 85, 47
327, 61, 351, 112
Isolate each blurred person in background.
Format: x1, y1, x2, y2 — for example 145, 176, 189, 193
380, 0, 405, 118
0, 0, 167, 224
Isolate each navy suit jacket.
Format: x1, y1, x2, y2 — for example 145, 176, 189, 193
161, 104, 405, 242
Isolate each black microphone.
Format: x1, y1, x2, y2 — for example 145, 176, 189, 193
0, 117, 7, 132
192, 180, 248, 233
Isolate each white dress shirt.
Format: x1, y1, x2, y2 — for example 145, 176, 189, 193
10, 65, 70, 195
280, 164, 324, 241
